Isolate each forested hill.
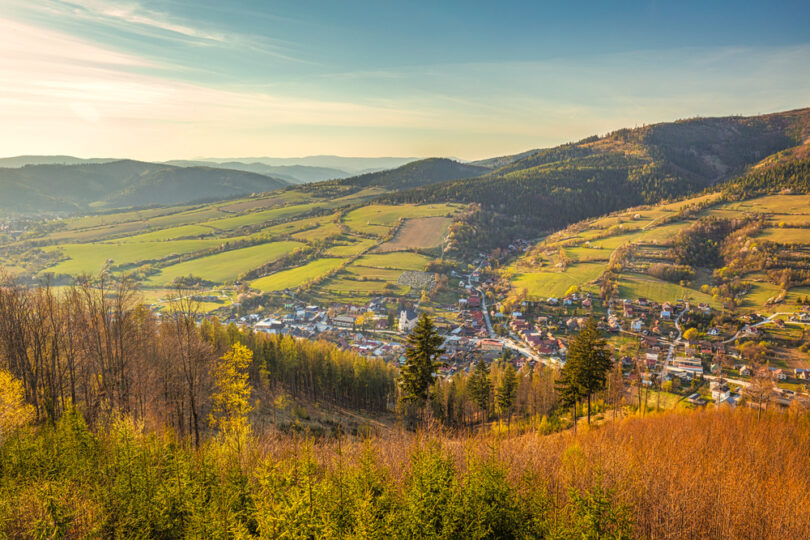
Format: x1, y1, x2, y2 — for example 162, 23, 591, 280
723, 156, 810, 199
380, 108, 810, 250
0, 160, 290, 214
333, 157, 487, 190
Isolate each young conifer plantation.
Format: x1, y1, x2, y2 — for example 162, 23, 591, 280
0, 275, 807, 538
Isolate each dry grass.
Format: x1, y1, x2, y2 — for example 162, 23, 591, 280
255, 407, 810, 539
376, 216, 451, 252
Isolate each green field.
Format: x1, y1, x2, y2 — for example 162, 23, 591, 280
105, 224, 217, 243
325, 238, 377, 257
202, 202, 323, 231
147, 241, 304, 286
618, 273, 720, 308
343, 266, 403, 281
742, 281, 784, 308
291, 221, 342, 242
758, 227, 810, 244
250, 258, 346, 292
565, 246, 611, 262
511, 262, 605, 298
354, 252, 433, 271
325, 277, 408, 296
42, 239, 227, 275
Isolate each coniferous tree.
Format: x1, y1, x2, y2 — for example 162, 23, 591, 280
567, 318, 612, 424
398, 314, 444, 408
495, 364, 518, 425
555, 354, 584, 431
468, 360, 492, 424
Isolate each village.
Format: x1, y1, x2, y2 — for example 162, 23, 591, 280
204, 250, 810, 414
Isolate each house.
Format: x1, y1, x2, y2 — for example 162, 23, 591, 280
332, 315, 357, 329
582, 297, 593, 308
686, 393, 707, 406
398, 309, 418, 333
660, 309, 672, 320
631, 318, 643, 332
794, 368, 810, 380
547, 297, 559, 305
479, 339, 503, 353
771, 368, 788, 381
711, 380, 730, 402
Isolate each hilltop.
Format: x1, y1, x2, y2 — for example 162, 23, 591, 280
334, 157, 487, 190
0, 160, 290, 214
381, 108, 810, 251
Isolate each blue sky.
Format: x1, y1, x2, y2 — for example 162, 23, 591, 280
2, 0, 809, 160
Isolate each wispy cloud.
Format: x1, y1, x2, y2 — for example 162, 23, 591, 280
46, 0, 227, 43
0, 17, 430, 158
8, 0, 303, 63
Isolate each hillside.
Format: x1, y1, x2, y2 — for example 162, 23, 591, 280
382, 108, 810, 251
199, 155, 418, 174
504, 187, 810, 314
164, 160, 350, 183
0, 160, 290, 214
334, 157, 487, 190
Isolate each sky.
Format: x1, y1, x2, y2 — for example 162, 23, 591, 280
2, 0, 810, 161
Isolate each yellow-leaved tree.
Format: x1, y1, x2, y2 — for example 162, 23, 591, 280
209, 344, 254, 447
0, 369, 34, 442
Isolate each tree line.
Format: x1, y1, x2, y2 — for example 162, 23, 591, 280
0, 272, 397, 444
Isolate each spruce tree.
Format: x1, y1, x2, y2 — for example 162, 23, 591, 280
567, 318, 612, 424
468, 360, 492, 424
399, 314, 444, 408
555, 354, 583, 431
495, 364, 518, 424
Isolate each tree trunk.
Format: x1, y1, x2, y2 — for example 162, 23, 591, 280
587, 394, 591, 424
572, 399, 578, 434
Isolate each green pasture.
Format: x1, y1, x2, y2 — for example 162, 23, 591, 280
146, 241, 304, 286
251, 258, 346, 292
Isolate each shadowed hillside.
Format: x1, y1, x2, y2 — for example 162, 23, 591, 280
0, 160, 290, 214
381, 108, 810, 252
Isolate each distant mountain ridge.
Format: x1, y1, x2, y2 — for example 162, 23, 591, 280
380, 107, 810, 251
163, 160, 351, 184
0, 155, 118, 168
196, 155, 419, 174
333, 158, 488, 191
0, 160, 290, 215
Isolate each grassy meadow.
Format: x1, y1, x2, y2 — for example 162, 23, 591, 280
509, 192, 810, 312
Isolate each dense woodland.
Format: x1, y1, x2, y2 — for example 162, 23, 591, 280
723, 156, 810, 199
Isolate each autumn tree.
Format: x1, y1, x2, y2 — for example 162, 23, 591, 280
0, 369, 34, 442
210, 343, 253, 446
682, 327, 699, 341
